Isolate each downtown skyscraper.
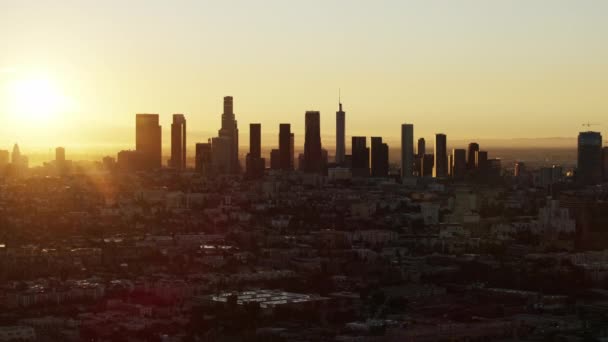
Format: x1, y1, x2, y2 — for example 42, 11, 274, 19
170, 114, 186, 170
417, 138, 426, 156
246, 123, 265, 178
136, 114, 162, 170
290, 133, 295, 169
401, 124, 414, 178
0, 150, 8, 171
352, 137, 369, 177
451, 148, 467, 179
433, 133, 447, 178
55, 147, 66, 163
335, 102, 346, 165
11, 144, 20, 165
214, 96, 240, 174
303, 111, 323, 173
371, 137, 389, 178
475, 150, 488, 169
578, 131, 603, 185
279, 124, 292, 170
195, 141, 212, 175
467, 142, 479, 170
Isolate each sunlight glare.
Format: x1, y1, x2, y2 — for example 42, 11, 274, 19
8, 77, 69, 123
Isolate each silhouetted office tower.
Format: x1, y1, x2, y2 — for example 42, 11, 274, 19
487, 159, 502, 179
216, 96, 240, 174
433, 134, 447, 178
297, 153, 305, 171
422, 154, 434, 177
170, 114, 187, 170
467, 142, 479, 169
20, 156, 29, 170
514, 161, 526, 177
343, 155, 352, 168
279, 124, 292, 170
12, 144, 21, 165
401, 124, 414, 178
335, 102, 346, 164
578, 131, 603, 185
413, 155, 423, 176
351, 137, 370, 177
603, 147, 608, 181
117, 150, 143, 171
475, 150, 488, 169
55, 147, 65, 163
447, 154, 453, 177
417, 138, 426, 156
250, 123, 262, 158
0, 150, 8, 170
304, 111, 322, 173
290, 133, 295, 169
195, 142, 213, 175
211, 136, 231, 173
246, 123, 265, 178
102, 156, 115, 170
451, 149, 466, 179
136, 114, 162, 170
270, 149, 280, 170
371, 137, 389, 177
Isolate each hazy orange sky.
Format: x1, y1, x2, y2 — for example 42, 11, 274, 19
1, 0, 607, 155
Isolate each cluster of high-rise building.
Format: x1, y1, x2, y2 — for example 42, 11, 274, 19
0, 144, 29, 177
112, 95, 507, 182
11, 96, 608, 185
117, 96, 241, 175
2, 98, 607, 189
5, 97, 600, 188
410, 135, 499, 180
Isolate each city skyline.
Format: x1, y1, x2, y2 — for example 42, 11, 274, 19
4, 3, 608, 340
2, 1, 608, 150
0, 94, 600, 167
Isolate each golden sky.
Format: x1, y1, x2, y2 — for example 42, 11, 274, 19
1, 0, 607, 154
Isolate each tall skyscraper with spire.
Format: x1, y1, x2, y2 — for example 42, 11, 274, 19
335, 97, 345, 165
215, 96, 240, 174
170, 114, 187, 170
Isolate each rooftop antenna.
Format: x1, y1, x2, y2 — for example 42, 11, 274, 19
582, 122, 600, 128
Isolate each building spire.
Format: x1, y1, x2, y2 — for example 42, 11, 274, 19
338, 88, 342, 111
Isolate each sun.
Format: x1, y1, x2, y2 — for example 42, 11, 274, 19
7, 77, 68, 122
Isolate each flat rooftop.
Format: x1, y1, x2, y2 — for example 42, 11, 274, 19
210, 289, 328, 308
